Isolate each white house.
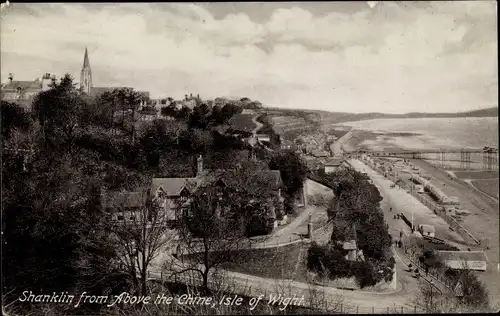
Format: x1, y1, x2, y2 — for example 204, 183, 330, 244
256, 134, 271, 143
437, 250, 487, 271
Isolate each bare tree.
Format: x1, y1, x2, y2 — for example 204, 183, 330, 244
413, 259, 491, 313
164, 184, 250, 294
106, 192, 174, 295
160, 158, 282, 294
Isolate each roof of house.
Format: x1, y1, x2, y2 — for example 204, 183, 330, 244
343, 240, 357, 250
256, 134, 270, 138
311, 150, 330, 158
2, 80, 42, 91
325, 157, 344, 166
102, 191, 148, 209
151, 177, 201, 197
437, 251, 487, 262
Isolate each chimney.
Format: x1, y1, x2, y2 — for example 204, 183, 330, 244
8, 73, 13, 83
197, 94, 200, 99
190, 93, 193, 98
185, 94, 188, 100
196, 155, 203, 177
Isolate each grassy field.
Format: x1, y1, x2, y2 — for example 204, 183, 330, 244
453, 171, 499, 180
471, 179, 499, 199
184, 243, 311, 282
221, 243, 310, 282
228, 113, 257, 132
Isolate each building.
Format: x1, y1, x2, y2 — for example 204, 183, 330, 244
324, 157, 345, 173
256, 134, 271, 143
101, 190, 148, 223
241, 109, 255, 115
304, 156, 321, 171
417, 224, 435, 237
311, 150, 330, 159
437, 250, 487, 271
150, 155, 284, 226
1, 73, 54, 111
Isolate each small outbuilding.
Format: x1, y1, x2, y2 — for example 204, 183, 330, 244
437, 250, 487, 271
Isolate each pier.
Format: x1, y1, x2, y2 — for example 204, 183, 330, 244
346, 148, 498, 171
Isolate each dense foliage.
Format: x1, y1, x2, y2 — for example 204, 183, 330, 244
2, 74, 266, 313
306, 168, 394, 287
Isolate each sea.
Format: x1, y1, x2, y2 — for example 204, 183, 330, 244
337, 117, 498, 150
335, 117, 498, 169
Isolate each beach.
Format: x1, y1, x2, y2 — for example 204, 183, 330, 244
333, 117, 499, 308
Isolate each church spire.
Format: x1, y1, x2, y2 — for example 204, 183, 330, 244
80, 46, 92, 94
83, 47, 90, 68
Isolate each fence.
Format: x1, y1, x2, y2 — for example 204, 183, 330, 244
401, 246, 458, 292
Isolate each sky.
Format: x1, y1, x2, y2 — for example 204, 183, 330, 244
1, 1, 497, 113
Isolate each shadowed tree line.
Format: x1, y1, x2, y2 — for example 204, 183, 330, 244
1, 74, 311, 315
307, 169, 395, 288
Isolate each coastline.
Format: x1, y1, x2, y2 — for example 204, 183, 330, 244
341, 129, 499, 308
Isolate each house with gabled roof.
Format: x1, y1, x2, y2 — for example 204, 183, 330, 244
150, 155, 284, 227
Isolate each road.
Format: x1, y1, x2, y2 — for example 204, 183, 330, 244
349, 159, 465, 245
330, 130, 354, 156
148, 174, 425, 312
251, 114, 263, 135
150, 252, 421, 313
261, 179, 333, 245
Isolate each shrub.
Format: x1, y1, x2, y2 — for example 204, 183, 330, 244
352, 261, 378, 288
307, 242, 351, 279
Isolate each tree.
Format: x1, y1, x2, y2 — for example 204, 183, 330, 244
453, 263, 490, 309
269, 149, 308, 198
413, 265, 491, 314
138, 119, 173, 167
106, 191, 174, 296
161, 102, 178, 118
2, 146, 120, 307
109, 88, 145, 143
165, 160, 280, 293
176, 105, 191, 121
188, 103, 211, 129
166, 185, 249, 294
323, 168, 393, 284
32, 73, 86, 151
1, 101, 33, 140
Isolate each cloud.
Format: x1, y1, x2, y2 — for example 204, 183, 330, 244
1, 2, 497, 113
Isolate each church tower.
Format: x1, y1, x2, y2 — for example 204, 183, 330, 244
80, 47, 92, 94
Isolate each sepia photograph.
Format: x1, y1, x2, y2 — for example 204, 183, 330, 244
1, 1, 498, 315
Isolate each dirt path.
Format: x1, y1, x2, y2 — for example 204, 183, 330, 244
261, 179, 333, 245
251, 114, 263, 135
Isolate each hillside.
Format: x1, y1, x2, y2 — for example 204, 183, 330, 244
320, 106, 498, 125
263, 106, 497, 138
